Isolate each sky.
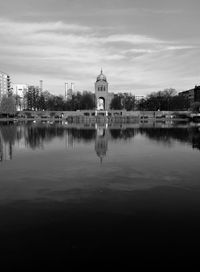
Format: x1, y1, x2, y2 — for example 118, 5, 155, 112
0, 0, 200, 96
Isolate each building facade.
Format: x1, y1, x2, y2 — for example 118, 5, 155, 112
179, 85, 200, 107
0, 71, 11, 103
65, 83, 74, 101
95, 69, 113, 111
12, 84, 28, 110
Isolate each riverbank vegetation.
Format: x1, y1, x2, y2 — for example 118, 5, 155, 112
0, 87, 198, 117
110, 89, 190, 111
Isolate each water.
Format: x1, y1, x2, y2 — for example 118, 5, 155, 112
0, 121, 200, 264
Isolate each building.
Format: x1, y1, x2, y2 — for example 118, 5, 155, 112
65, 83, 74, 100
95, 69, 114, 110
67, 88, 73, 100
12, 84, 28, 110
0, 71, 11, 102
135, 95, 145, 101
179, 85, 200, 107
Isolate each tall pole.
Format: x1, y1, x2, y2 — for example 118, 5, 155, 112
71, 82, 75, 91
39, 80, 43, 94
65, 83, 68, 100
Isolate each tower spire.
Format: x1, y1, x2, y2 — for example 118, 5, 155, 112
101, 68, 103, 74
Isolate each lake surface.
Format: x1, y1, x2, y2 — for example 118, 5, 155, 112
1, 121, 200, 265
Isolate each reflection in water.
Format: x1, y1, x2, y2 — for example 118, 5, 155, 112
24, 124, 65, 149
95, 125, 108, 163
110, 128, 137, 140
0, 123, 18, 161
0, 121, 200, 162
1, 120, 200, 265
0, 133, 2, 161
69, 128, 96, 143
1, 120, 200, 264
139, 126, 200, 149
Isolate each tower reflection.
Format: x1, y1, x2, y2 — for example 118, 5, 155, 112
95, 124, 108, 164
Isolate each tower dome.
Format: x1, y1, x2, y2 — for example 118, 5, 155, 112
96, 69, 107, 82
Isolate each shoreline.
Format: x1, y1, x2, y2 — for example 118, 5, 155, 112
1, 110, 198, 123
0, 117, 194, 122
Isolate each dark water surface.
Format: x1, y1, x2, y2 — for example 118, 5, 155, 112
1, 121, 200, 265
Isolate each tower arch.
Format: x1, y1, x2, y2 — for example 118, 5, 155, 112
97, 97, 105, 110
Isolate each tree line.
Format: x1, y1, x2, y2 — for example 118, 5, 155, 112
110, 93, 136, 111
137, 89, 190, 111
26, 90, 95, 111
0, 89, 96, 116
18, 88, 96, 111
0, 86, 199, 116
110, 89, 192, 111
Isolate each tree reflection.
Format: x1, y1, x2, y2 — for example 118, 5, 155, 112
0, 133, 3, 162
139, 127, 200, 151
0, 122, 200, 163
0, 123, 17, 144
0, 122, 18, 161
191, 128, 200, 150
24, 125, 66, 149
110, 128, 137, 140
109, 126, 200, 151
69, 128, 96, 143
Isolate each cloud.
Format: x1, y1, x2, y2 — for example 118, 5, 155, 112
103, 34, 165, 45
141, 8, 183, 15
165, 45, 199, 51
0, 18, 199, 94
